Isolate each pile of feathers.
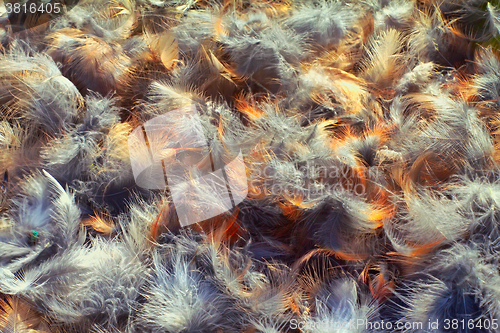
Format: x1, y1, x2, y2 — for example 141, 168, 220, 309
2, 0, 500, 332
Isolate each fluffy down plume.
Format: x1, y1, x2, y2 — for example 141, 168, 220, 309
396, 244, 500, 332
284, 0, 359, 49
299, 277, 380, 333
0, 44, 82, 137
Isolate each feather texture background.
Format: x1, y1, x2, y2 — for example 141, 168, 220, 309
2, 0, 500, 332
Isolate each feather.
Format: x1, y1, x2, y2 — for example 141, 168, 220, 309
384, 188, 466, 257
297, 193, 386, 259
1, 170, 7, 194
220, 11, 305, 94
171, 9, 215, 58
298, 65, 370, 116
360, 28, 405, 91
41, 94, 135, 213
485, 2, 500, 37
82, 211, 116, 235
0, 296, 51, 333
395, 62, 436, 94
144, 80, 203, 116
45, 28, 131, 96
1, 237, 149, 329
472, 46, 500, 109
0, 169, 84, 278
170, 44, 239, 102
145, 29, 179, 70
447, 0, 500, 42
370, 0, 416, 31
285, 0, 359, 50
397, 244, 500, 328
0, 44, 83, 137
408, 6, 473, 66
298, 277, 379, 333
11, 172, 57, 232
136, 248, 238, 332
445, 171, 500, 241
